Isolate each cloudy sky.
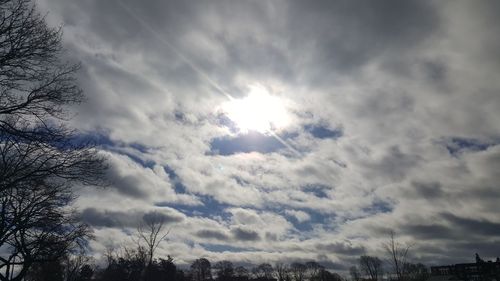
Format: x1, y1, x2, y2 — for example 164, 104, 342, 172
37, 0, 500, 270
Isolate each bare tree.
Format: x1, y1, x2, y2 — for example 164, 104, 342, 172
274, 263, 290, 281
349, 266, 361, 281
63, 252, 94, 281
234, 265, 250, 278
306, 261, 324, 280
383, 231, 411, 281
359, 255, 383, 281
290, 263, 306, 281
0, 0, 106, 280
0, 135, 102, 280
404, 263, 429, 281
214, 260, 234, 281
252, 263, 274, 280
136, 212, 170, 267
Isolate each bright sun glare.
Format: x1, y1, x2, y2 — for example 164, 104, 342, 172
223, 85, 289, 133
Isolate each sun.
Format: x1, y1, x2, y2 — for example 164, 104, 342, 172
222, 84, 290, 133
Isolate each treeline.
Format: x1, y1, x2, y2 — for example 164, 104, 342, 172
23, 247, 431, 281
23, 248, 342, 281
349, 255, 429, 281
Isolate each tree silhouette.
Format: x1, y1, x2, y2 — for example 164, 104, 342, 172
77, 264, 94, 281
24, 253, 94, 281
23, 259, 64, 281
384, 231, 412, 281
306, 261, 324, 280
350, 266, 361, 281
214, 260, 234, 281
404, 263, 429, 281
0, 0, 106, 279
252, 263, 273, 280
91, 257, 350, 281
156, 257, 177, 280
234, 265, 250, 280
137, 212, 170, 267
62, 252, 94, 281
290, 263, 307, 281
319, 270, 343, 281
98, 246, 147, 281
274, 263, 289, 281
191, 258, 212, 281
359, 255, 383, 281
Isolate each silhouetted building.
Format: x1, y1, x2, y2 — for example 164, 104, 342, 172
429, 254, 500, 281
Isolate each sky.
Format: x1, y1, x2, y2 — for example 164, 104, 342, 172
37, 0, 500, 270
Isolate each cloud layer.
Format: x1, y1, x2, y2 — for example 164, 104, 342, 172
38, 0, 500, 270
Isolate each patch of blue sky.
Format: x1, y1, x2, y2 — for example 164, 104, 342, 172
231, 176, 251, 186
68, 131, 115, 147
302, 184, 331, 198
216, 113, 240, 134
280, 130, 300, 139
119, 151, 155, 168
287, 209, 332, 232
362, 199, 394, 215
173, 110, 185, 122
128, 142, 149, 153
72, 132, 155, 168
445, 137, 497, 156
304, 124, 343, 139
159, 195, 232, 221
162, 165, 177, 180
163, 165, 188, 193
209, 131, 285, 155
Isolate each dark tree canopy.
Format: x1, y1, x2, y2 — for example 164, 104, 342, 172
290, 262, 307, 281
306, 261, 324, 280
191, 258, 212, 281
252, 263, 274, 280
404, 263, 429, 281
214, 260, 234, 281
274, 262, 289, 281
0, 0, 106, 280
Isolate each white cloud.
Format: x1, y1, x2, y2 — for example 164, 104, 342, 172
285, 210, 311, 223
36, 0, 500, 268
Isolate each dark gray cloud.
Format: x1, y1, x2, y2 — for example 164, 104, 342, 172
103, 155, 153, 198
441, 213, 500, 237
403, 223, 455, 240
195, 229, 229, 241
80, 208, 133, 228
231, 227, 261, 241
143, 211, 182, 225
420, 60, 448, 84
265, 232, 278, 241
408, 181, 444, 200
286, 0, 440, 84
79, 208, 183, 228
366, 146, 422, 182
316, 242, 366, 256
